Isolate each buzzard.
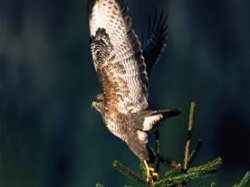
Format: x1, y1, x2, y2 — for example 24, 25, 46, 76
88, 0, 180, 181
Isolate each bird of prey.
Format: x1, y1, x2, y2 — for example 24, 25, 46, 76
88, 0, 180, 182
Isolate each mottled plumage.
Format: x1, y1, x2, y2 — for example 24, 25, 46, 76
89, 0, 148, 114
88, 0, 180, 162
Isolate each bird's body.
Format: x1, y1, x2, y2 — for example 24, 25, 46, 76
88, 0, 180, 166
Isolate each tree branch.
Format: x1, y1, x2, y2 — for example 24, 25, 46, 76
113, 160, 148, 185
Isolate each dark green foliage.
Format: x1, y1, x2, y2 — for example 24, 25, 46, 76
232, 171, 250, 187
111, 157, 222, 186
154, 157, 222, 186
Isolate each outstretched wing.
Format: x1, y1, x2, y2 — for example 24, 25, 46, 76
143, 9, 168, 76
89, 0, 148, 113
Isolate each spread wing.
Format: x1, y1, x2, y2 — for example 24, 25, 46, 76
143, 9, 168, 76
89, 0, 148, 113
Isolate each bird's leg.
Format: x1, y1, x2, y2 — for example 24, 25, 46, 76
143, 160, 159, 183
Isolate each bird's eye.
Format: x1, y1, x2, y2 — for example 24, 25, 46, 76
95, 98, 101, 103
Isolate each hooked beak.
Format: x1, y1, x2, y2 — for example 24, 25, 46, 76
91, 101, 96, 108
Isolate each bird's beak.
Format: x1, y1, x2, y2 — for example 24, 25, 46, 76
91, 101, 95, 108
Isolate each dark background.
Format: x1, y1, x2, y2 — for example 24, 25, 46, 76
0, 0, 249, 186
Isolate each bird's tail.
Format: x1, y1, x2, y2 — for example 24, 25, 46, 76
141, 108, 181, 131
126, 108, 180, 161
127, 131, 156, 162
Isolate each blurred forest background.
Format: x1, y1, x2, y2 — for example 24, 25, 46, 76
0, 0, 250, 186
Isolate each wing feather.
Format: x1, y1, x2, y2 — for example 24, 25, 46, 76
91, 28, 127, 111
143, 9, 168, 76
89, 0, 148, 113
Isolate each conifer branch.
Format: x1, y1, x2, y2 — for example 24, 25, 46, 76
113, 160, 148, 185
232, 171, 250, 187
183, 101, 195, 171
164, 169, 182, 178
154, 157, 222, 186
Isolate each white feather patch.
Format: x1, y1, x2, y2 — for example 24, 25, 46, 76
143, 114, 163, 131
136, 130, 148, 143
89, 0, 120, 36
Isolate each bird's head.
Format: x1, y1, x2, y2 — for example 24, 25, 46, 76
92, 93, 105, 114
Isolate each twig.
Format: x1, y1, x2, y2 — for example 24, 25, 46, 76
155, 129, 160, 172
232, 171, 250, 187
188, 139, 202, 167
183, 101, 196, 172
157, 154, 181, 169
113, 160, 148, 185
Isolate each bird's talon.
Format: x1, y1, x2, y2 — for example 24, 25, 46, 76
144, 161, 159, 183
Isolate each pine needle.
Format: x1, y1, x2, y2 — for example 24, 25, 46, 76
155, 157, 222, 186
113, 160, 148, 185
232, 171, 250, 187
